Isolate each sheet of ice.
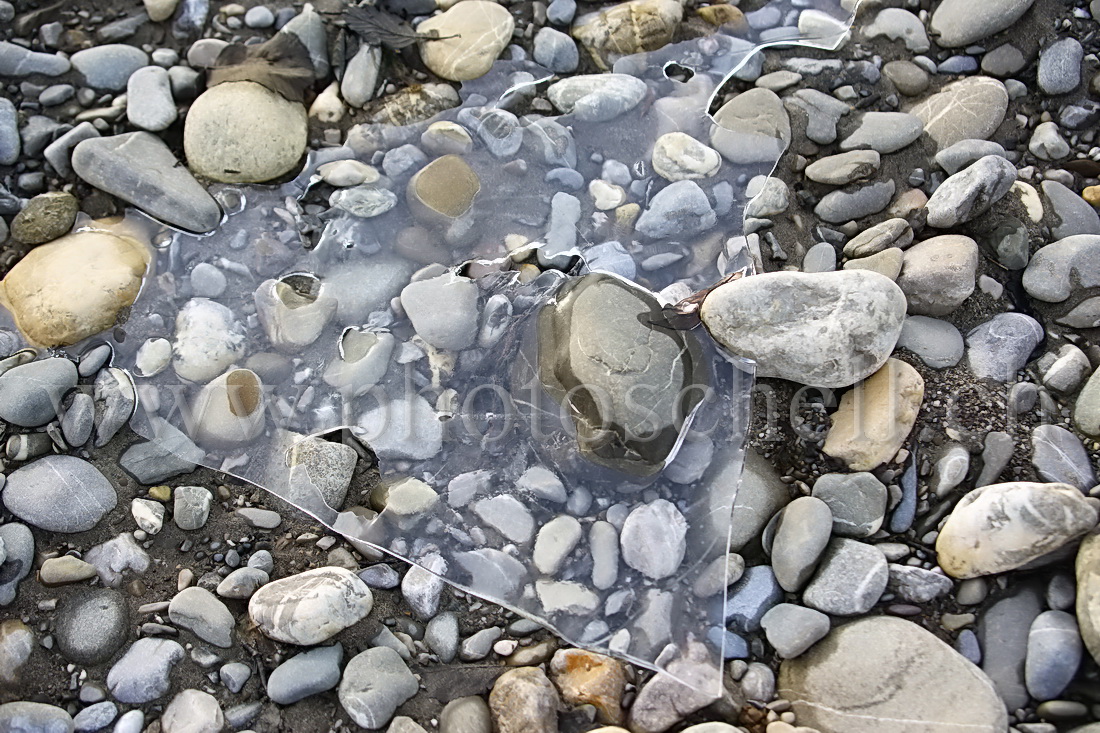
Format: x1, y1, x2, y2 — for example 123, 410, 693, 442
0, 0, 861, 692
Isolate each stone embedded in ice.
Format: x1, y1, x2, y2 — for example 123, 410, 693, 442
472, 495, 536, 544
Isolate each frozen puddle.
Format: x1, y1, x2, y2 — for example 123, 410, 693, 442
2, 0, 858, 692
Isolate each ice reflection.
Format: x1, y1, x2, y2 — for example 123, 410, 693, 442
8, 0, 859, 692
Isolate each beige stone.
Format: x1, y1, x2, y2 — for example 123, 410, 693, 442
549, 649, 627, 724
39, 556, 98, 586
1077, 531, 1100, 665
0, 620, 34, 686
0, 220, 151, 348
144, 0, 180, 22
938, 481, 1098, 579
489, 667, 559, 733
843, 247, 903, 280
417, 2, 514, 82
407, 154, 480, 225
572, 0, 682, 71
184, 81, 307, 183
823, 358, 924, 471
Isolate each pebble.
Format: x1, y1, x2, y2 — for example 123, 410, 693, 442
840, 112, 923, 154
1023, 235, 1100, 303
126, 66, 177, 131
39, 555, 98, 585
547, 74, 648, 122
651, 132, 721, 181
802, 538, 888, 615
0, 41, 70, 76
863, 8, 929, 52
84, 532, 150, 588
339, 647, 419, 729
805, 150, 879, 186
1030, 122, 1070, 161
220, 662, 251, 694
1032, 425, 1097, 490
549, 649, 626, 725
896, 316, 964, 368
1026, 610, 1083, 701
0, 702, 74, 733
173, 486, 212, 530
0, 97, 17, 164
811, 472, 887, 538
533, 27, 578, 73
184, 81, 307, 183
416, 1, 514, 81
489, 667, 560, 733
216, 567, 268, 600
70, 44, 149, 90
439, 696, 493, 733
107, 638, 185, 703
823, 359, 924, 471
1038, 38, 1084, 96
56, 589, 128, 665
910, 77, 1008, 148
571, 0, 679, 70
169, 586, 234, 648
3, 455, 116, 533
161, 689, 223, 733
896, 235, 979, 316
628, 648, 721, 733
935, 139, 1007, 175
249, 567, 373, 645
779, 616, 1007, 732
887, 565, 953, 603
619, 500, 687, 579
925, 155, 1017, 228
979, 586, 1043, 711
711, 88, 791, 165
966, 313, 1044, 382
10, 191, 77, 245
425, 612, 459, 662
244, 5, 274, 28
725, 566, 783, 634
702, 270, 904, 388
1042, 181, 1100, 239
119, 417, 203, 483
0, 357, 77, 427
400, 274, 479, 351
770, 497, 832, 592
267, 644, 343, 704
760, 604, 830, 659
814, 180, 895, 223
636, 180, 715, 238
73, 701, 117, 731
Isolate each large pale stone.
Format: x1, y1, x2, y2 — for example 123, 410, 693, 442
938, 482, 1098, 579
909, 77, 1009, 148
249, 567, 373, 645
0, 221, 150, 347
710, 88, 791, 165
779, 617, 1007, 733
700, 270, 906, 388
417, 2, 514, 81
823, 359, 924, 471
184, 81, 307, 183
929, 0, 1037, 47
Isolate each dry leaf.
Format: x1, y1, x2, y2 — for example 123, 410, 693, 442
208, 33, 315, 104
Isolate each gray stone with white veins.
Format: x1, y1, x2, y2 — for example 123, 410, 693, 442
547, 74, 647, 122
811, 472, 888, 538
0, 357, 77, 427
267, 644, 344, 704
1026, 610, 1083, 701
173, 486, 212, 530
1032, 425, 1097, 490
338, 647, 419, 730
909, 77, 1009, 148
93, 367, 135, 447
107, 638, 185, 703
3, 455, 117, 533
925, 155, 1017, 229
802, 538, 888, 616
620, 500, 688, 580
887, 565, 953, 603
169, 586, 235, 648
1038, 37, 1084, 96
72, 132, 222, 233
701, 270, 906, 388
966, 313, 1044, 382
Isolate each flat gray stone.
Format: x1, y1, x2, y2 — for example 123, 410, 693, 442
3, 455, 117, 533
0, 523, 33, 606
338, 647, 419, 730
267, 644, 343, 704
926, 155, 1017, 228
169, 587, 234, 648
1032, 425, 1096, 490
126, 66, 177, 131
839, 112, 923, 153
909, 77, 1009, 148
897, 316, 964, 368
0, 357, 77, 427
770, 497, 832, 593
802, 538, 887, 616
897, 235, 979, 316
779, 616, 1007, 733
760, 603, 831, 659
1023, 235, 1100, 302
0, 41, 71, 76
978, 584, 1043, 711
710, 88, 791, 165
107, 638, 185, 703
71, 44, 149, 90
1026, 610, 1083, 701
701, 270, 906, 388
0, 702, 73, 733
1042, 181, 1100, 239
724, 565, 783, 633
929, 0, 1037, 47
72, 132, 222, 233
811, 472, 888, 538
1038, 37, 1084, 95
814, 180, 895, 223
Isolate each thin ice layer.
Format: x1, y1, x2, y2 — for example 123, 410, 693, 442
5, 0, 858, 692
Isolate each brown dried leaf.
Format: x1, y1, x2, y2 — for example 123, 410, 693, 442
344, 5, 452, 50
208, 33, 315, 104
